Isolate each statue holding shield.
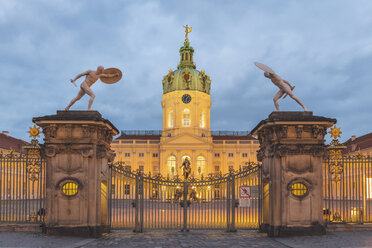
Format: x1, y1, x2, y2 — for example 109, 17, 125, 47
65, 66, 122, 111
254, 62, 307, 112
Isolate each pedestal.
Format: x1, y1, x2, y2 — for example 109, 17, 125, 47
33, 111, 118, 237
252, 112, 336, 237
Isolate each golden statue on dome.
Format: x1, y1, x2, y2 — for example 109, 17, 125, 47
183, 24, 192, 42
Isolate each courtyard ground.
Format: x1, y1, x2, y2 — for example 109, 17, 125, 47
0, 230, 372, 248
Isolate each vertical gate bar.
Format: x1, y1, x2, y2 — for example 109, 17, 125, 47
363, 158, 366, 223
14, 157, 17, 222
359, 158, 363, 223
140, 175, 144, 232
352, 157, 355, 223
329, 158, 332, 223
108, 165, 111, 229
14, 158, 17, 222
118, 169, 122, 228
182, 182, 188, 231
5, 157, 8, 222
134, 174, 139, 232
226, 176, 230, 232
358, 158, 360, 223
231, 175, 236, 232
367, 160, 372, 222
324, 159, 327, 224
342, 156, 345, 223
348, 158, 351, 223
0, 157, 2, 222
259, 165, 262, 228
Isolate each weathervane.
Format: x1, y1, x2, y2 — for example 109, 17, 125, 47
183, 25, 192, 42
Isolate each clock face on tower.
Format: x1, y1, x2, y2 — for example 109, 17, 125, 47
182, 94, 192, 104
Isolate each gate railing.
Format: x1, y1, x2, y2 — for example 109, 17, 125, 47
323, 126, 372, 224
108, 164, 262, 232
324, 155, 372, 224
0, 137, 46, 224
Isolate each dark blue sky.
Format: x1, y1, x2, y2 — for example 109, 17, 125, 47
1, 0, 371, 142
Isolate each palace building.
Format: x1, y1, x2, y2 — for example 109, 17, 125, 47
344, 133, 372, 157
111, 33, 259, 178
0, 131, 29, 156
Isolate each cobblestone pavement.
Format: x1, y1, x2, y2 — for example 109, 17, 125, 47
0, 230, 372, 248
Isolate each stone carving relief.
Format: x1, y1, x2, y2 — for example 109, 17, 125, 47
43, 125, 57, 139
296, 126, 303, 139
312, 125, 327, 139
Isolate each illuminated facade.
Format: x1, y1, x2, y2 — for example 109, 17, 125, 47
111, 35, 259, 178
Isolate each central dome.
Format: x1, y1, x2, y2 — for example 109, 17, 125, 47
162, 40, 211, 95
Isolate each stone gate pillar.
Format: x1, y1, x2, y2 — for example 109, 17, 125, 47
33, 111, 118, 237
251, 112, 336, 237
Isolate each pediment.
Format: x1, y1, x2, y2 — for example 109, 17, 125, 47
161, 133, 210, 146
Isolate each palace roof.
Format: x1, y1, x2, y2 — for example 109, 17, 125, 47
344, 132, 372, 153
0, 132, 29, 154
115, 130, 257, 141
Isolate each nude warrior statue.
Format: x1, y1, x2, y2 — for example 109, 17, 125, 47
255, 62, 307, 111
65, 66, 119, 111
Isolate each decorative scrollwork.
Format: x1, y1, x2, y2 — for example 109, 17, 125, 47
27, 162, 41, 182
327, 125, 346, 182
111, 161, 261, 183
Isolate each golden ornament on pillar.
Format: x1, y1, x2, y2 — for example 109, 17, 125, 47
28, 125, 41, 139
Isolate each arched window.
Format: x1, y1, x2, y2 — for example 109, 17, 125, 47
167, 109, 174, 128
196, 156, 206, 176
199, 110, 206, 128
183, 109, 190, 127
167, 155, 177, 176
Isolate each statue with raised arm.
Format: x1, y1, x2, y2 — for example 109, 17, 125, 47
183, 24, 192, 42
65, 66, 122, 111
254, 62, 307, 111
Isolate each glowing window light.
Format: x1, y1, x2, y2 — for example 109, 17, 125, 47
291, 183, 308, 197
62, 182, 78, 196
367, 178, 372, 199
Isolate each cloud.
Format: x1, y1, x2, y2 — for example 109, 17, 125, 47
1, 0, 372, 143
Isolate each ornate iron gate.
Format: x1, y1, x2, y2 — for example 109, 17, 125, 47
108, 164, 262, 231
0, 138, 46, 224
323, 127, 372, 224
324, 154, 372, 224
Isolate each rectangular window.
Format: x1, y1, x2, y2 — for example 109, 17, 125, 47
226, 141, 237, 144
183, 115, 190, 126
139, 165, 144, 172
136, 141, 147, 144
228, 165, 234, 172
228, 153, 234, 158
152, 153, 159, 158
124, 165, 131, 171
214, 165, 220, 172
124, 184, 130, 195
214, 153, 220, 158
139, 153, 145, 157
242, 153, 248, 158
124, 153, 130, 157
